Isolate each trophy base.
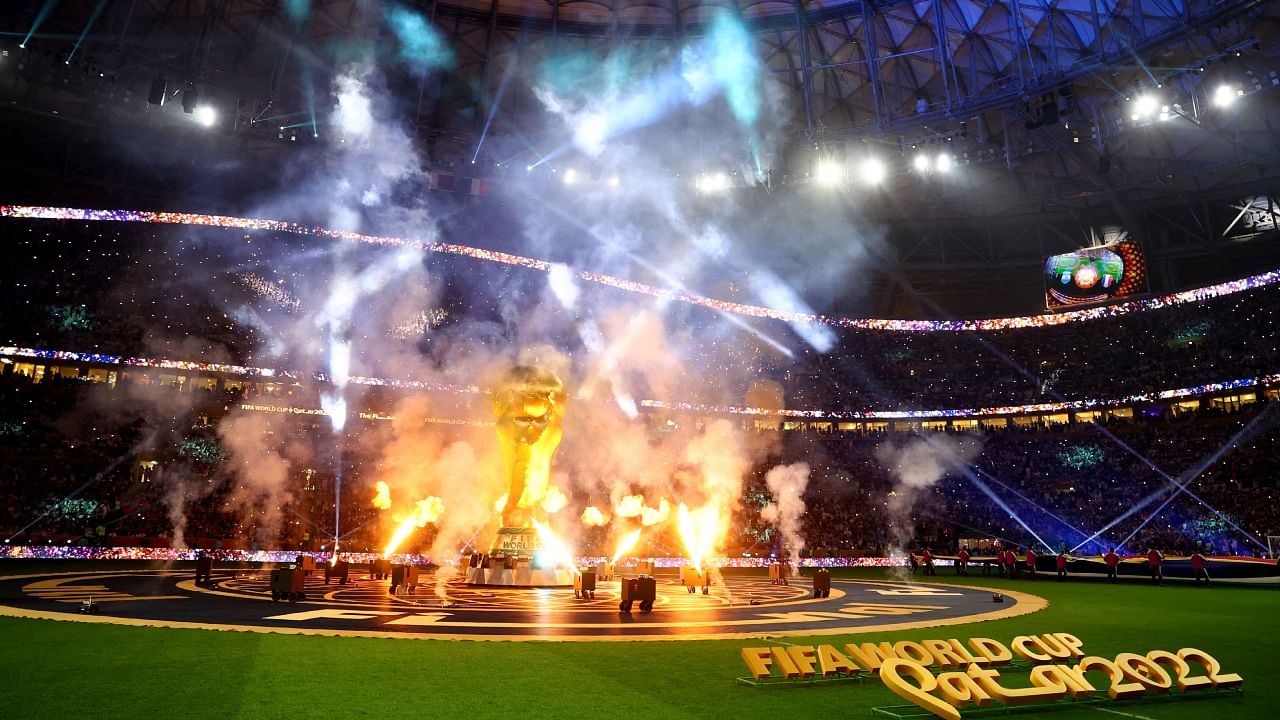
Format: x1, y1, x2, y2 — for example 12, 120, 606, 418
464, 565, 576, 587
466, 526, 574, 587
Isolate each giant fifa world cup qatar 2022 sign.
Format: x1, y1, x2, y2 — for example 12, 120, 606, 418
740, 631, 1242, 719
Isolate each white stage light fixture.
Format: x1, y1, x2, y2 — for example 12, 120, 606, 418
913, 154, 931, 173
1212, 84, 1240, 108
563, 168, 577, 185
608, 175, 620, 188
697, 172, 729, 193
935, 153, 953, 173
1132, 94, 1159, 118
815, 160, 842, 186
860, 158, 886, 185
194, 106, 217, 127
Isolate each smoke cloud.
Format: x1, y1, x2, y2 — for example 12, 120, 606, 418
55, 8, 895, 568
875, 435, 982, 554
217, 411, 295, 546
760, 462, 811, 557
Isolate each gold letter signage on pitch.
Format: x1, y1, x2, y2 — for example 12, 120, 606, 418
740, 633, 1242, 720
741, 633, 1078, 680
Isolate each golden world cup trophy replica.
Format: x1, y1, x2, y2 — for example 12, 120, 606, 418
468, 366, 573, 586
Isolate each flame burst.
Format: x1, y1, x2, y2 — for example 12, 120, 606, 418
383, 497, 444, 558
615, 494, 669, 525
372, 481, 392, 510
614, 494, 644, 518
494, 493, 508, 515
677, 503, 723, 576
540, 485, 568, 514
612, 528, 642, 563
531, 519, 580, 576
640, 498, 670, 526
580, 506, 609, 527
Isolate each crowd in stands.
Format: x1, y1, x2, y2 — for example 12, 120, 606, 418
776, 402, 1278, 558
1, 218, 1278, 559
1, 361, 1275, 560
791, 287, 1279, 410
3, 218, 1280, 414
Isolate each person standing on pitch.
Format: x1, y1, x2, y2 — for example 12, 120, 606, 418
957, 546, 970, 576
1147, 547, 1164, 585
1104, 547, 1119, 583
1055, 550, 1067, 581
922, 547, 936, 576
1024, 546, 1037, 580
1192, 550, 1209, 586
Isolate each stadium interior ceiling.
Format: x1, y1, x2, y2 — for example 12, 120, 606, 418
2, 0, 1279, 317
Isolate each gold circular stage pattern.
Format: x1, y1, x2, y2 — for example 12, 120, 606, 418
0, 569, 1045, 641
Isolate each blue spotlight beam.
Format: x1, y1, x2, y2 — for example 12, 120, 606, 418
20, 0, 62, 49
303, 66, 319, 138
622, 251, 795, 358
64, 0, 108, 64
927, 514, 1022, 551
964, 471, 1055, 554
1113, 406, 1275, 551
1071, 406, 1275, 553
934, 327, 1251, 553
473, 60, 518, 163
974, 468, 1094, 547
6, 434, 155, 541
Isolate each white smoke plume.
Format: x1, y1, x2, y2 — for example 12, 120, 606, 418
88, 14, 884, 566
875, 435, 982, 564
760, 462, 811, 557
217, 411, 295, 546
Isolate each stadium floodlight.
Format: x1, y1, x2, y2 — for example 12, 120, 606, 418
935, 153, 953, 173
1213, 84, 1240, 108
563, 168, 577, 185
815, 160, 842, 186
575, 114, 607, 151
697, 172, 729, 193
194, 106, 217, 128
607, 175, 620, 188
860, 158, 886, 185
913, 154, 931, 173
1132, 94, 1159, 119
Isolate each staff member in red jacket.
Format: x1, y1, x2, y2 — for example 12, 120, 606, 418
1191, 550, 1209, 586
1104, 548, 1119, 583
1147, 547, 1164, 585
957, 547, 970, 576
1024, 547, 1037, 580
1055, 550, 1068, 581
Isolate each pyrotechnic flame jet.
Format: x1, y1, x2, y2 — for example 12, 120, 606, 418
612, 528, 643, 563
531, 519, 581, 576
677, 503, 722, 576
383, 497, 444, 558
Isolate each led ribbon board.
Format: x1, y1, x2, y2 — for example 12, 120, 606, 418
0, 206, 1276, 332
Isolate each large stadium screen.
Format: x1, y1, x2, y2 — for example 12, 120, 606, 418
1044, 241, 1147, 310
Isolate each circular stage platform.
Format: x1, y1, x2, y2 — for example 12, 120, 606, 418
0, 569, 1045, 641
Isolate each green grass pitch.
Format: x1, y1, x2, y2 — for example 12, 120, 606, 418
1, 565, 1274, 720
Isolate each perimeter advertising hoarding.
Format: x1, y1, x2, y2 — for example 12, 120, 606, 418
1044, 242, 1147, 310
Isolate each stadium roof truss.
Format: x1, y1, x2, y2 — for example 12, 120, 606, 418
1, 0, 1278, 216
